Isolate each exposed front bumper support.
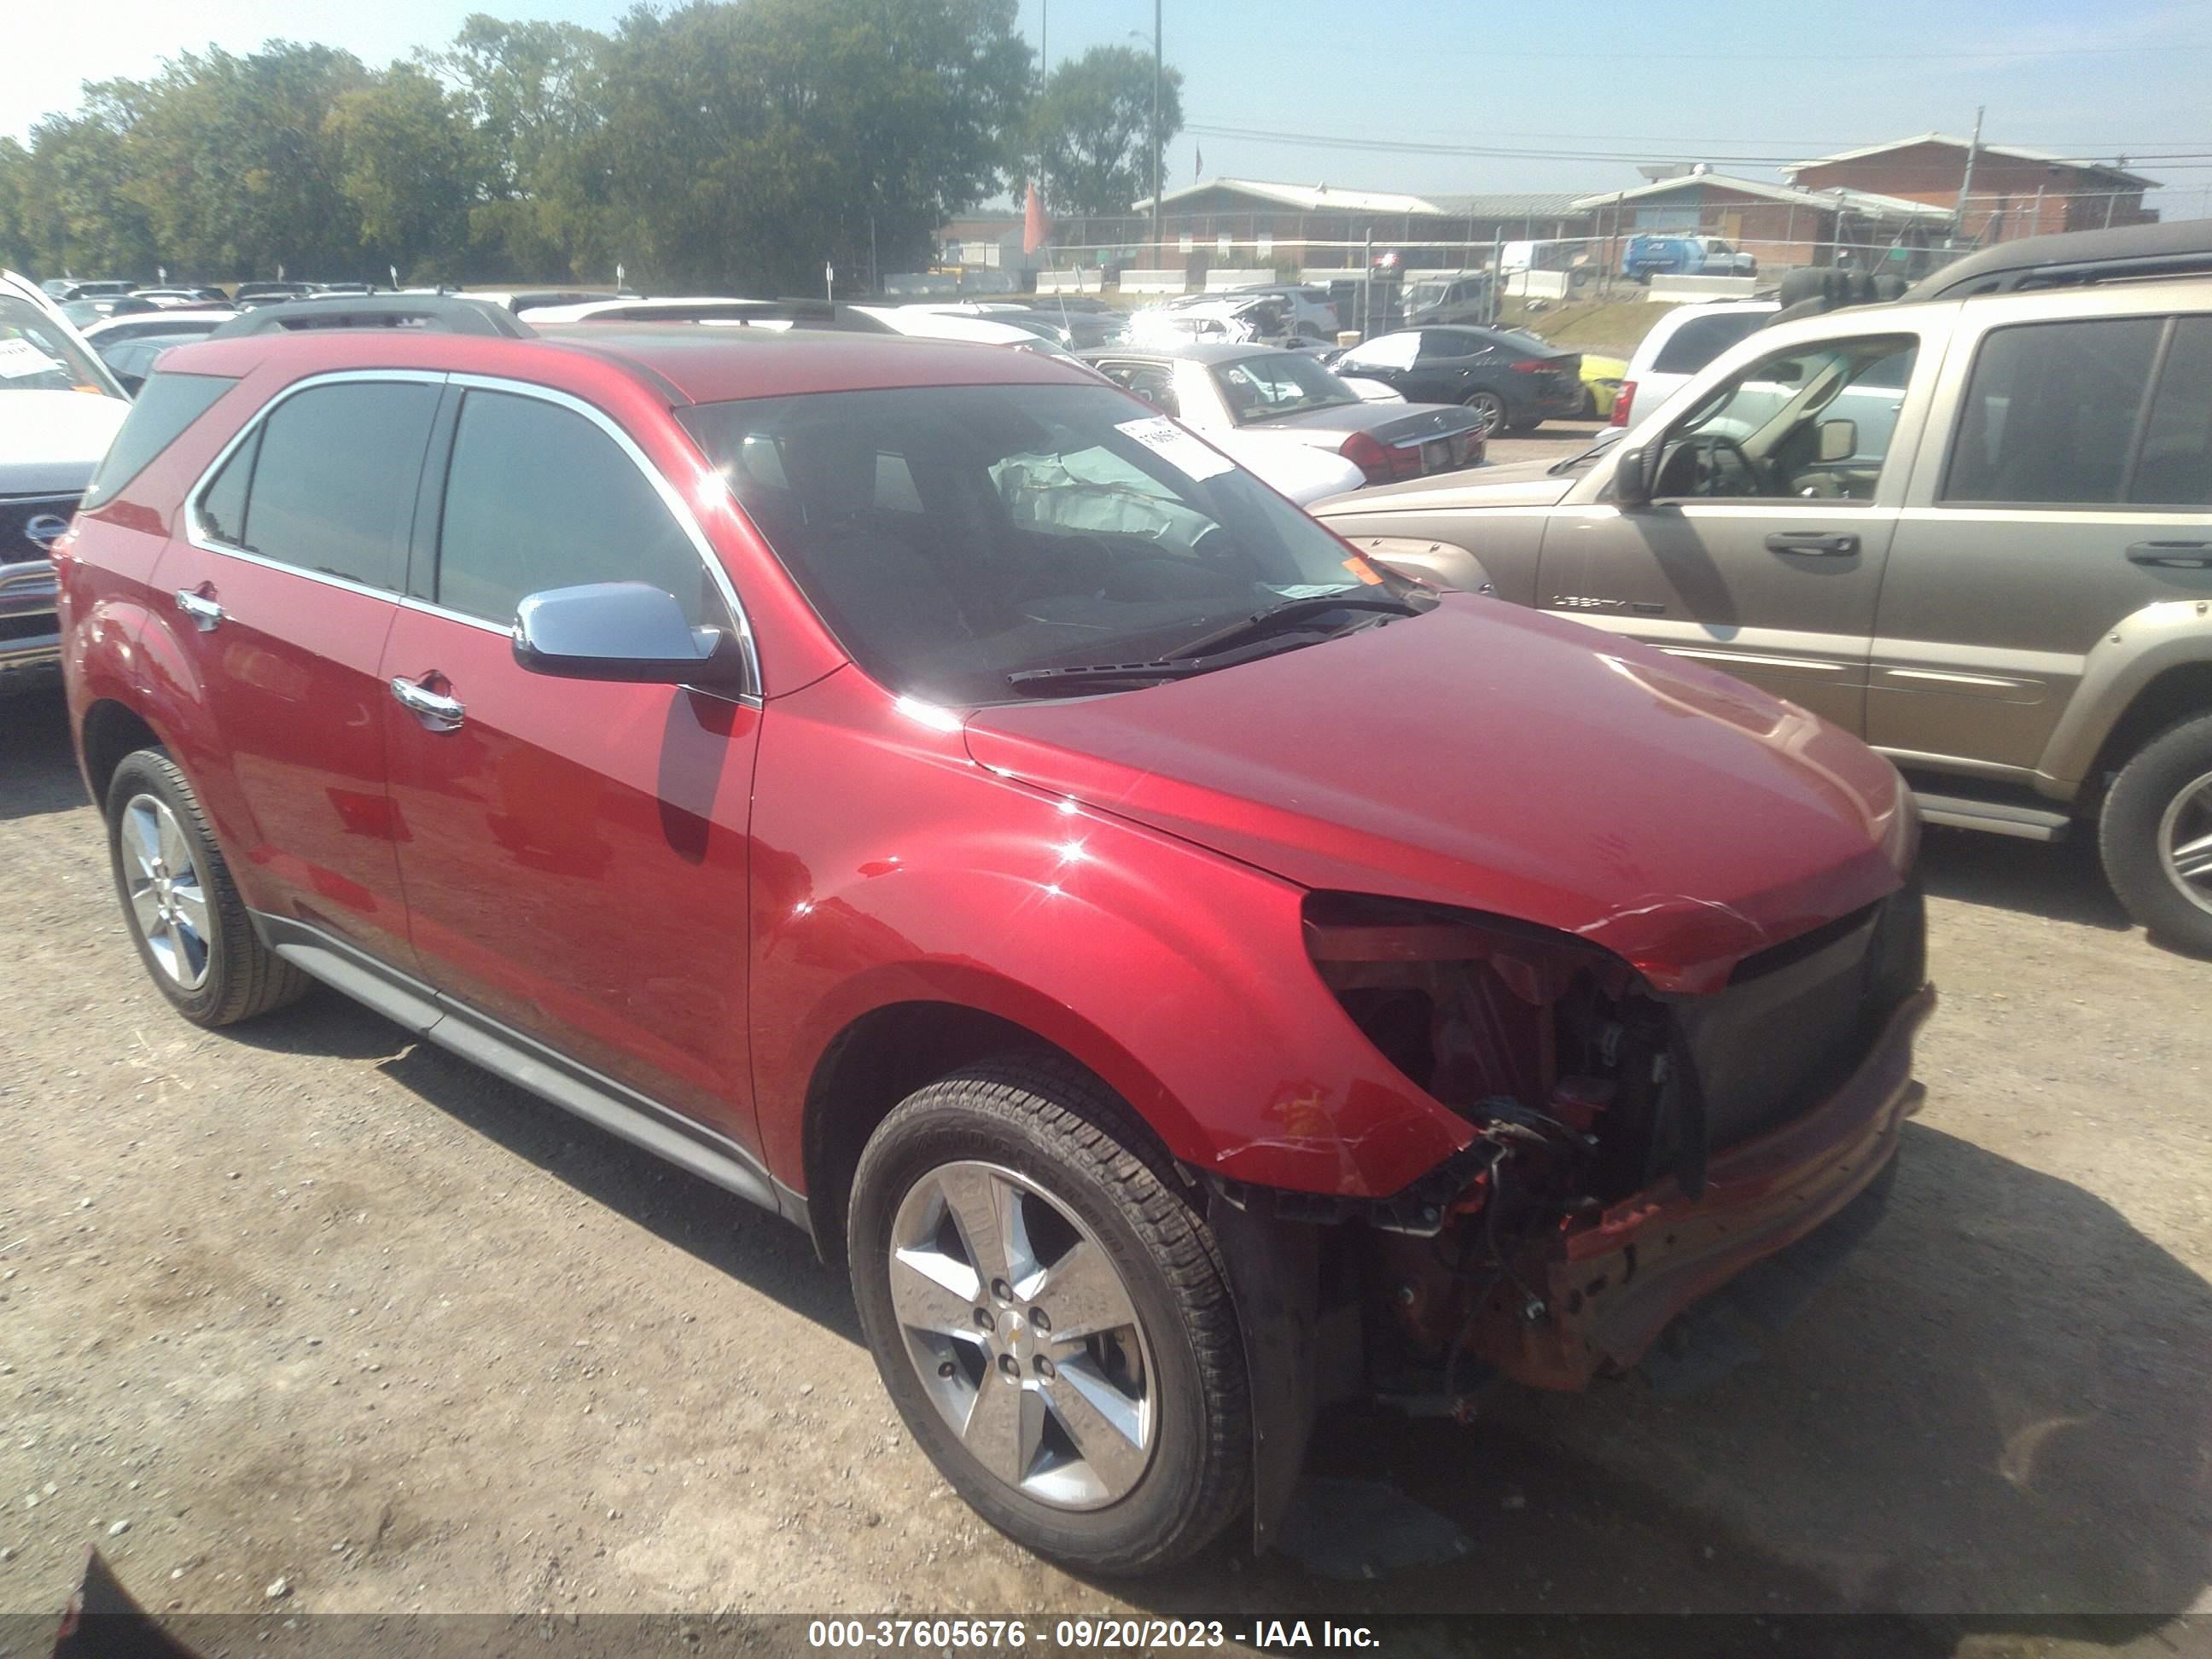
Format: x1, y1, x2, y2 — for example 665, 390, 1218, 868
1487, 982, 1936, 1390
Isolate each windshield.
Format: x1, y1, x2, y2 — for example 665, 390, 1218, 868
681, 381, 1386, 706
1210, 352, 1361, 424
0, 298, 120, 398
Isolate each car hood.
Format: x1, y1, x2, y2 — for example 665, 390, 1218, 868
1244, 399, 1482, 448
0, 390, 130, 495
963, 596, 1906, 992
1311, 456, 1578, 513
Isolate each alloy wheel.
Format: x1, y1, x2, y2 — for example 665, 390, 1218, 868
887, 1160, 1155, 1511
1464, 392, 1506, 435
2157, 767, 2212, 917
120, 793, 212, 989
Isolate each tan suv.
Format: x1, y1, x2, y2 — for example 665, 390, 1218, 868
1316, 222, 2212, 951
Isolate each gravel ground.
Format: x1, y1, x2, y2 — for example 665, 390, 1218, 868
3, 635, 2209, 1654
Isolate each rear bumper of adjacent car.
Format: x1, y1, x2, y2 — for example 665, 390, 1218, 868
1489, 981, 1936, 1390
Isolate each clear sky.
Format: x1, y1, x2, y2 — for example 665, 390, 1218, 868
9, 0, 2212, 216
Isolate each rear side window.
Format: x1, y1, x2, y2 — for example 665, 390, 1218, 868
1943, 318, 2163, 506
234, 381, 439, 590
2129, 318, 2212, 507
1651, 312, 1770, 375
80, 373, 234, 511
1417, 330, 1483, 361
434, 389, 717, 627
197, 428, 257, 547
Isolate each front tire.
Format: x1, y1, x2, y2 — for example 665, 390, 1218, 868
847, 1056, 1250, 1573
2099, 712, 2212, 954
104, 748, 309, 1026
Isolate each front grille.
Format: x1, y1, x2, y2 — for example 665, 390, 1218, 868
0, 493, 80, 566
1672, 881, 1923, 1150
0, 611, 55, 643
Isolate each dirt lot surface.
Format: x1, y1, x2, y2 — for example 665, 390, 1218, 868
3, 583, 2210, 1653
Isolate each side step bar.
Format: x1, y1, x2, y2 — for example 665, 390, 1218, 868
1913, 792, 2073, 842
253, 912, 801, 1227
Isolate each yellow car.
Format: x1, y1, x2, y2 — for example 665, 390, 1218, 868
1579, 353, 1627, 420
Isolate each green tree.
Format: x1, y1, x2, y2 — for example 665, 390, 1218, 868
434, 15, 609, 277
327, 63, 480, 282
1022, 44, 1182, 219
19, 105, 160, 278
584, 0, 1033, 292
0, 138, 27, 271
125, 44, 374, 280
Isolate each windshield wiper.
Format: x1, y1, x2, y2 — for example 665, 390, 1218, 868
1550, 428, 1626, 475
1004, 594, 1420, 694
1163, 591, 1417, 660
1006, 658, 1224, 690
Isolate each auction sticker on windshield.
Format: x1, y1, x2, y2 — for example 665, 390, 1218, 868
1115, 415, 1235, 480
0, 337, 65, 378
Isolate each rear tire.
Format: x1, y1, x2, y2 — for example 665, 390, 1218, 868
2098, 712, 2212, 955
103, 748, 309, 1026
847, 1055, 1249, 1573
1461, 390, 1508, 437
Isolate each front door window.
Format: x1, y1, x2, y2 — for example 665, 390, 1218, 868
1652, 336, 1918, 504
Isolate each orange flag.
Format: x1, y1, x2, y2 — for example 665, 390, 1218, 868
1024, 182, 1053, 254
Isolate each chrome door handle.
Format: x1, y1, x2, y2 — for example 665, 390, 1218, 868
2127, 540, 2212, 569
389, 676, 465, 731
174, 589, 224, 631
1764, 532, 1860, 557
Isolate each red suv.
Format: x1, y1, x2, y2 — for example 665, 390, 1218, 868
58, 296, 1933, 1573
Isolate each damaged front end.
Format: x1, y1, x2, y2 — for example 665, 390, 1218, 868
1213, 884, 1932, 1545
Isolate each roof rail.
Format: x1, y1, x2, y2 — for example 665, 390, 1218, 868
207, 294, 535, 340
1904, 219, 2212, 301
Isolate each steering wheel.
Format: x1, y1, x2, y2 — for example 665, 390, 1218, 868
1690, 434, 1764, 497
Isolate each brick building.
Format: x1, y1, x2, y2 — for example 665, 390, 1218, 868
1569, 170, 1954, 270
1785, 134, 2160, 242
1099, 179, 1593, 272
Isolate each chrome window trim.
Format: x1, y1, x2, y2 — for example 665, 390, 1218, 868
396, 594, 508, 638
183, 367, 762, 699
182, 368, 449, 602
444, 372, 760, 698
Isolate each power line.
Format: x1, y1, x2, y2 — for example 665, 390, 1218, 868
1182, 121, 2208, 172
1381, 41, 2203, 61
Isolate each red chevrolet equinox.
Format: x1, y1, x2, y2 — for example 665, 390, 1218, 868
57, 295, 1932, 1573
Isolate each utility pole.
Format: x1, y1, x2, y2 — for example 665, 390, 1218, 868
1040, 0, 1048, 78
1953, 106, 1984, 246
1150, 0, 1162, 271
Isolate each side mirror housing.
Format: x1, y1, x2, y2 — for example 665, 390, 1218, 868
1817, 417, 1859, 463
512, 581, 748, 690
1611, 444, 1653, 507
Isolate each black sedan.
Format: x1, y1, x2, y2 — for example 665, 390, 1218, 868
1327, 325, 1583, 435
